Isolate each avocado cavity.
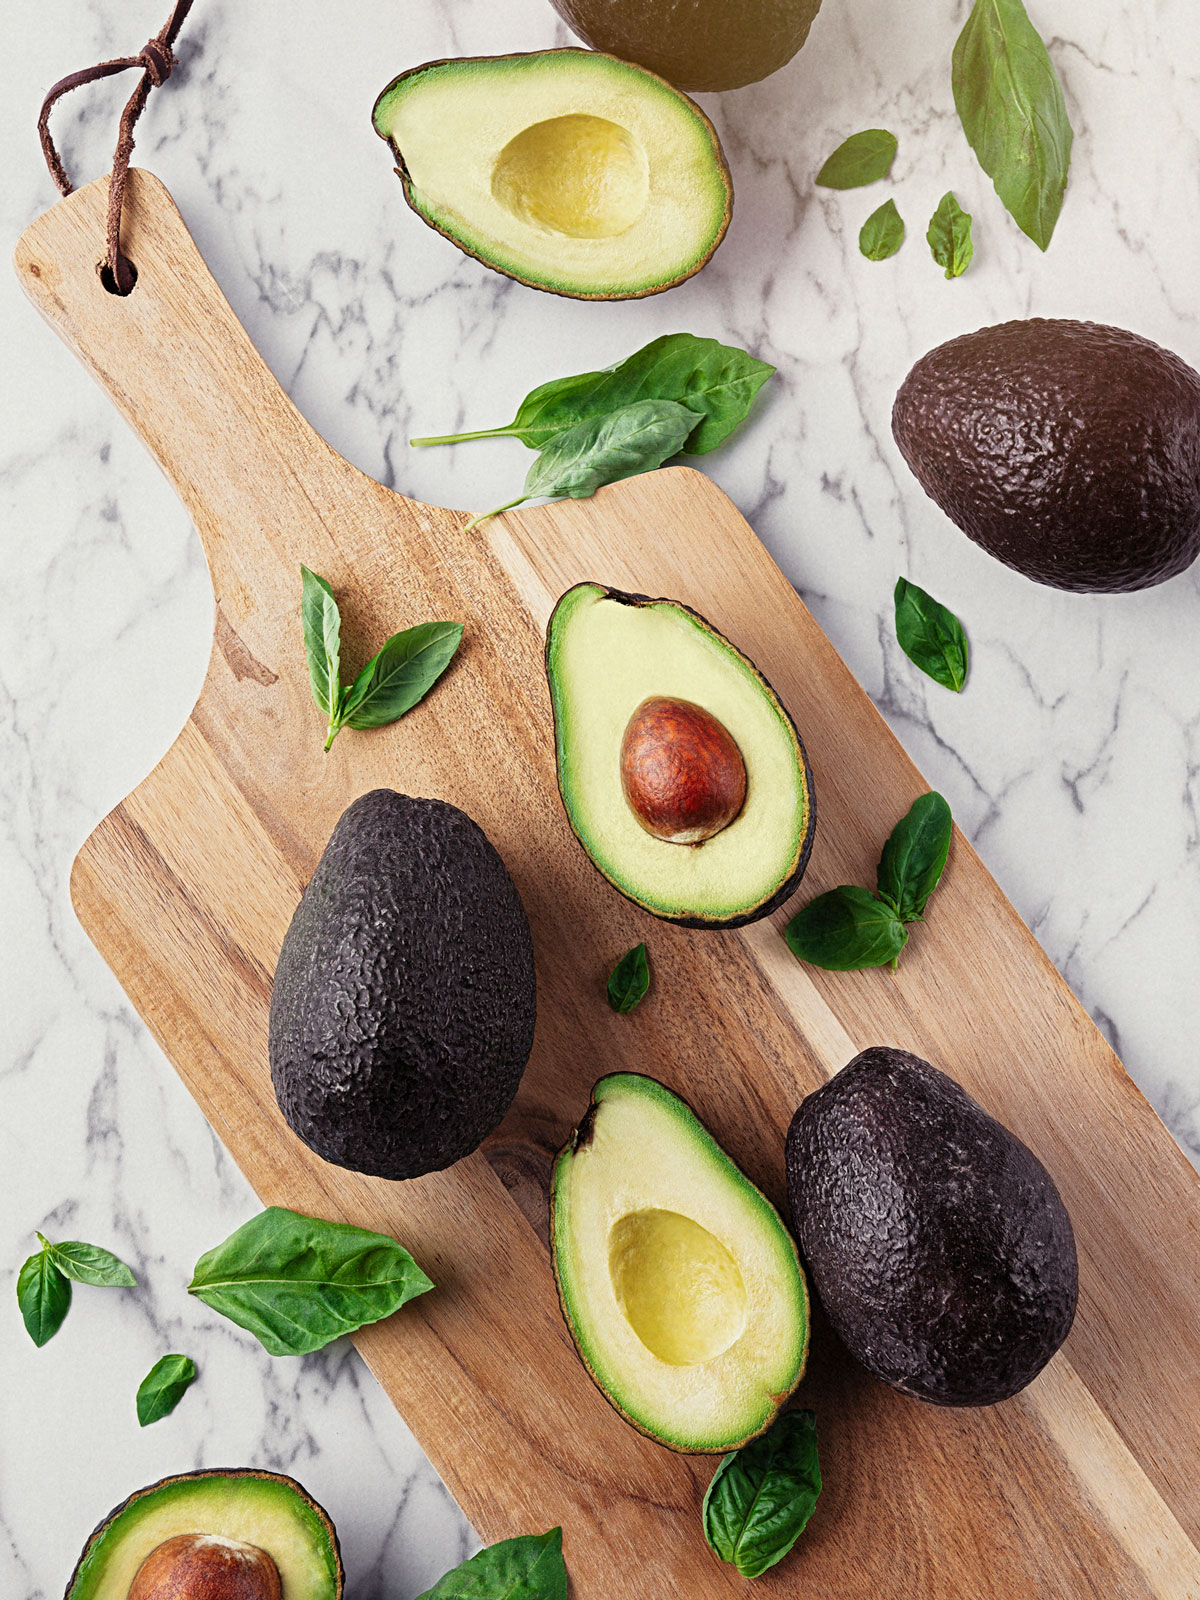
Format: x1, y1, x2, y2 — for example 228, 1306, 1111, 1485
608, 1207, 748, 1364
491, 114, 650, 240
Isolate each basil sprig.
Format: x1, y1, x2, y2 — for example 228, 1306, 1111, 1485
894, 577, 969, 691
784, 793, 953, 970
926, 192, 974, 279
188, 1206, 434, 1357
300, 566, 462, 751
816, 129, 898, 189
607, 943, 650, 1014
136, 1353, 197, 1426
703, 1410, 822, 1578
416, 1528, 567, 1600
412, 332, 774, 457
952, 0, 1073, 249
859, 199, 905, 261
17, 1232, 137, 1346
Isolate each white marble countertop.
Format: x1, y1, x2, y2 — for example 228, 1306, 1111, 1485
3, 1, 1198, 1594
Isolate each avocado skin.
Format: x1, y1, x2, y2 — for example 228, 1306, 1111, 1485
786, 1048, 1078, 1406
546, 585, 817, 929
269, 791, 536, 1181
892, 318, 1200, 592
64, 1468, 343, 1599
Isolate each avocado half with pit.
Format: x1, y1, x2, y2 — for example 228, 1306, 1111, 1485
65, 1468, 341, 1600
372, 50, 732, 299
552, 1073, 809, 1451
546, 583, 815, 926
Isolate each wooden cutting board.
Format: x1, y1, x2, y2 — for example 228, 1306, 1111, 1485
16, 170, 1200, 1599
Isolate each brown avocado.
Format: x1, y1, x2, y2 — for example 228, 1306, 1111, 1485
786, 1047, 1078, 1406
892, 318, 1200, 592
548, 0, 825, 92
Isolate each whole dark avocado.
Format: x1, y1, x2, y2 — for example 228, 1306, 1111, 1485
892, 318, 1200, 591
786, 1047, 1078, 1406
269, 790, 536, 1180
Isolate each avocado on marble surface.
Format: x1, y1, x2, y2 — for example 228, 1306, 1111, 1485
892, 318, 1200, 592
545, 582, 815, 927
269, 790, 536, 1180
786, 1047, 1078, 1406
65, 1468, 341, 1600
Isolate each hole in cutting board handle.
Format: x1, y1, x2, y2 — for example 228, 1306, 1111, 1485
98, 258, 138, 295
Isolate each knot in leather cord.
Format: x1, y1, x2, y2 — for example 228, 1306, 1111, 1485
138, 38, 175, 88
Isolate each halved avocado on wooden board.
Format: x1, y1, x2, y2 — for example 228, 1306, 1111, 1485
372, 50, 732, 300
65, 1468, 342, 1600
545, 582, 815, 926
552, 1073, 809, 1452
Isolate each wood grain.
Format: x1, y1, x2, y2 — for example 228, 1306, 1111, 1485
15, 170, 1200, 1599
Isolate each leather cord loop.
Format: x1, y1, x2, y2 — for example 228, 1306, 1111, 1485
37, 1, 195, 294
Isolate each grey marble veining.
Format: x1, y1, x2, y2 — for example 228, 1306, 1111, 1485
3, 1, 1199, 1595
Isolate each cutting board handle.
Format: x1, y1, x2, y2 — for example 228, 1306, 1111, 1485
14, 168, 366, 570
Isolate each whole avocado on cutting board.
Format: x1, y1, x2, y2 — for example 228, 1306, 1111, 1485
16, 170, 1200, 1598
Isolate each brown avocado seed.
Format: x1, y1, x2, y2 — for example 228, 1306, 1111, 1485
126, 1533, 283, 1600
620, 696, 747, 844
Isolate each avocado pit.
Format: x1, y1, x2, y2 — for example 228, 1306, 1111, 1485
127, 1534, 281, 1600
620, 695, 747, 844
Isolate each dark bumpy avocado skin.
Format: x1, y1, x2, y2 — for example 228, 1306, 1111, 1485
892, 318, 1200, 592
269, 791, 536, 1181
786, 1048, 1078, 1406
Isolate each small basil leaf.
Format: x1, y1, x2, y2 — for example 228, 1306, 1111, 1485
607, 943, 650, 1014
952, 0, 1073, 250
702, 1409, 822, 1578
136, 1353, 197, 1426
877, 791, 953, 922
17, 1246, 71, 1346
415, 1528, 567, 1600
784, 885, 908, 971
894, 577, 969, 692
816, 129, 898, 189
926, 192, 975, 278
859, 198, 905, 261
188, 1206, 434, 1357
465, 400, 699, 529
412, 333, 773, 456
300, 566, 341, 720
43, 1236, 137, 1287
343, 621, 464, 731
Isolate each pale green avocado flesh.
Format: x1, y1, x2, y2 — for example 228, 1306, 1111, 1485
546, 582, 815, 925
372, 51, 731, 298
552, 1073, 809, 1451
66, 1471, 341, 1600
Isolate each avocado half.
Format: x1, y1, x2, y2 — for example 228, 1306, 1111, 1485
269, 791, 536, 1180
892, 318, 1200, 592
546, 583, 816, 927
372, 50, 732, 300
65, 1468, 342, 1600
552, 1073, 809, 1452
787, 1048, 1079, 1406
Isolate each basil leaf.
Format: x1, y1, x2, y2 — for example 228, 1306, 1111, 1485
926, 192, 974, 278
607, 943, 650, 1014
17, 1246, 71, 1346
952, 0, 1073, 250
816, 129, 898, 189
188, 1206, 434, 1357
894, 577, 969, 691
343, 621, 463, 730
136, 1353, 197, 1426
784, 885, 908, 971
702, 1410, 822, 1578
859, 198, 905, 261
877, 792, 953, 922
43, 1235, 137, 1287
412, 333, 773, 456
300, 566, 341, 720
416, 1528, 566, 1600
465, 400, 699, 530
